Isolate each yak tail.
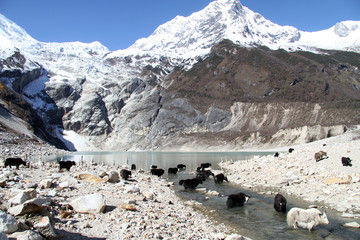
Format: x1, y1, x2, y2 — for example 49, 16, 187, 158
179, 180, 184, 186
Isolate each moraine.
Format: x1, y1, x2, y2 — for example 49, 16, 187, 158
41, 151, 360, 240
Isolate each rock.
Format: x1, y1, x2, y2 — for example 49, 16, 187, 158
70, 193, 105, 214
99, 171, 108, 178
47, 189, 57, 197
7, 198, 51, 216
0, 231, 7, 240
9, 230, 43, 240
108, 171, 119, 183
125, 186, 140, 193
76, 172, 103, 183
23, 183, 38, 189
34, 216, 57, 239
143, 192, 155, 200
205, 190, 220, 196
343, 222, 360, 228
342, 213, 360, 218
59, 176, 78, 187
39, 179, 52, 189
195, 188, 207, 193
9, 188, 37, 205
17, 219, 31, 230
0, 210, 18, 234
324, 176, 352, 185
225, 234, 246, 240
120, 204, 137, 211
60, 210, 73, 219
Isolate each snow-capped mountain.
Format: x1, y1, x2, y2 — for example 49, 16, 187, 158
1, 0, 360, 151
108, 0, 360, 60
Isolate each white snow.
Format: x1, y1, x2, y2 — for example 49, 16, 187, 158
58, 129, 97, 151
1, 0, 360, 150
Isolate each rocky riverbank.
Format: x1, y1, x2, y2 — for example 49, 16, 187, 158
0, 130, 247, 240
220, 127, 360, 216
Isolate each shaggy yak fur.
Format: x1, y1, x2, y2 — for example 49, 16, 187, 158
5, 158, 27, 169
168, 167, 178, 174
214, 173, 229, 184
59, 161, 76, 171
151, 168, 165, 177
226, 192, 250, 208
120, 169, 132, 180
274, 194, 287, 212
179, 178, 203, 189
287, 207, 329, 231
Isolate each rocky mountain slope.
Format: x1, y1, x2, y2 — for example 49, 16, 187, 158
1, 0, 360, 151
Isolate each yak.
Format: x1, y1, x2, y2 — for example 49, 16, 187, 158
287, 207, 329, 231
120, 169, 132, 180
5, 158, 27, 169
179, 178, 203, 189
274, 194, 287, 212
214, 173, 229, 184
226, 192, 250, 208
59, 161, 76, 171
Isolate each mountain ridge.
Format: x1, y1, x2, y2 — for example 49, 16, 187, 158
0, 0, 360, 151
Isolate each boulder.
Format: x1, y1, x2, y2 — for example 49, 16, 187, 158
0, 210, 18, 234
39, 179, 52, 189
76, 172, 103, 183
34, 216, 57, 239
9, 230, 43, 240
9, 189, 37, 205
0, 231, 7, 240
70, 193, 105, 214
225, 234, 246, 240
108, 171, 119, 183
7, 198, 51, 216
343, 222, 360, 228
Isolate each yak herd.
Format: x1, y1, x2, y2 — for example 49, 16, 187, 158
5, 148, 354, 232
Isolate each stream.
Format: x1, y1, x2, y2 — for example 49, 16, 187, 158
46, 151, 360, 240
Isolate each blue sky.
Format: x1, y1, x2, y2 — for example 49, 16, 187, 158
1, 0, 359, 51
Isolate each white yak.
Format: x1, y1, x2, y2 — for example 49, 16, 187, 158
287, 207, 329, 231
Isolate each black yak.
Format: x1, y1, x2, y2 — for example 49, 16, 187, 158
274, 193, 287, 212
5, 158, 27, 169
179, 178, 203, 189
120, 169, 132, 180
59, 161, 76, 171
151, 168, 165, 177
226, 192, 250, 208
342, 157, 352, 167
214, 173, 229, 184
168, 167, 178, 174
177, 164, 186, 170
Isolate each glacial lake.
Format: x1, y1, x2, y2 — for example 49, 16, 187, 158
47, 151, 360, 240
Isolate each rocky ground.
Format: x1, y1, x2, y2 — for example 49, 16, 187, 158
220, 127, 360, 215
0, 130, 246, 239
1, 126, 360, 239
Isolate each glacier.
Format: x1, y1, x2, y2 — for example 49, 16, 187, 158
0, 0, 360, 151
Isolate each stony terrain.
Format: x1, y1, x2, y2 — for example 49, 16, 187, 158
0, 130, 247, 240
221, 127, 360, 215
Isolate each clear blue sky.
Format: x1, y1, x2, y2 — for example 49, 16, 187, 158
1, 0, 359, 51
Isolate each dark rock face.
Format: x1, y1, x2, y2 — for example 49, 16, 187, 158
1, 40, 360, 150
